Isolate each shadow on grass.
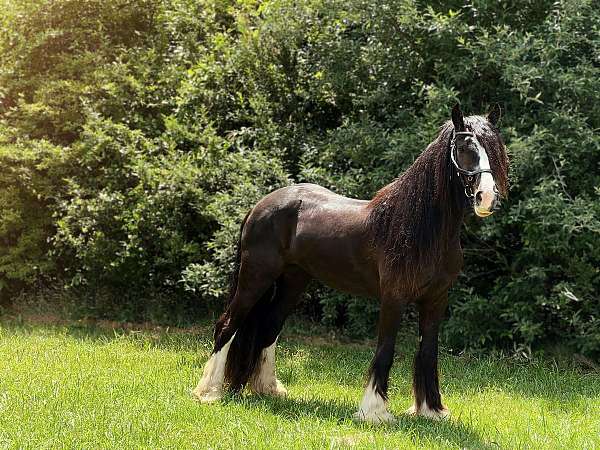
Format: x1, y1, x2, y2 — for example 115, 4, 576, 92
3, 318, 599, 404
279, 340, 600, 404
0, 318, 209, 353
230, 394, 496, 449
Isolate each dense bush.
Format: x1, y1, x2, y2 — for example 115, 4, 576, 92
50, 117, 287, 320
0, 128, 65, 301
0, 0, 598, 356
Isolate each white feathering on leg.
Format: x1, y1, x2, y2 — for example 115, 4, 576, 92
249, 337, 287, 396
353, 376, 395, 424
192, 332, 236, 403
406, 399, 450, 420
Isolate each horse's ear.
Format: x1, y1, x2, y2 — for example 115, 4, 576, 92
451, 103, 465, 131
487, 103, 502, 126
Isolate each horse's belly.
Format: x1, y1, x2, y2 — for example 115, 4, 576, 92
289, 234, 379, 298
311, 268, 378, 298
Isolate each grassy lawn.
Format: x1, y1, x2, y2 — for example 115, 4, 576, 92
0, 319, 598, 449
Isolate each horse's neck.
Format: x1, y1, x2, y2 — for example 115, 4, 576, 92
444, 203, 466, 245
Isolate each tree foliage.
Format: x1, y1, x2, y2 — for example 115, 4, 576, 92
0, 0, 598, 356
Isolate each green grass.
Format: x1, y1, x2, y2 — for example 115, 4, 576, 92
0, 320, 598, 449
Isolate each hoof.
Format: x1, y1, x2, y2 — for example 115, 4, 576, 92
272, 379, 288, 397
406, 403, 450, 421
191, 387, 223, 404
353, 409, 396, 424
251, 379, 288, 397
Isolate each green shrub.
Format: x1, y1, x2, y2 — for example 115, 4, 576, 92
0, 0, 598, 355
0, 128, 65, 302
50, 117, 288, 320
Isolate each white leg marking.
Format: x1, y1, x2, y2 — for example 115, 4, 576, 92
249, 337, 287, 396
192, 333, 236, 403
353, 376, 395, 424
406, 399, 450, 420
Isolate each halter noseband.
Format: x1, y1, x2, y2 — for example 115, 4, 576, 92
450, 131, 494, 203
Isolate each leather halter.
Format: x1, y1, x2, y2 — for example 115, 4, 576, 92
450, 131, 494, 203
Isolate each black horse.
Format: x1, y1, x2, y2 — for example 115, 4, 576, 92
193, 104, 509, 423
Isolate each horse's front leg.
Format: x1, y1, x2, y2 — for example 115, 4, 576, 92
354, 297, 403, 424
407, 295, 449, 420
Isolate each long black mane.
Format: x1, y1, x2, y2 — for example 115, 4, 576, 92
366, 116, 508, 294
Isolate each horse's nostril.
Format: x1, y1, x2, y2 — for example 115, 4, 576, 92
475, 191, 483, 204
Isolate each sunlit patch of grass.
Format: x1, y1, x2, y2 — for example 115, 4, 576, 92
0, 322, 598, 449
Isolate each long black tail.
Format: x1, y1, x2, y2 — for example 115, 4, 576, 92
213, 211, 250, 344
212, 210, 279, 391
226, 211, 251, 304
224, 281, 279, 391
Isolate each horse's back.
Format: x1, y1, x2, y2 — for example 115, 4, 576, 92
243, 183, 378, 297
256, 182, 367, 207
245, 183, 368, 241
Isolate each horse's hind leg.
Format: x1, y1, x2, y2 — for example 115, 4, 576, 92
192, 325, 237, 403
248, 335, 286, 396
192, 253, 283, 403
248, 266, 310, 396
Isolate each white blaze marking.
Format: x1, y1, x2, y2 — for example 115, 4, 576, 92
472, 135, 497, 214
476, 140, 495, 193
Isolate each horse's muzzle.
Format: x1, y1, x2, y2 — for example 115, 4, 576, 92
474, 189, 500, 217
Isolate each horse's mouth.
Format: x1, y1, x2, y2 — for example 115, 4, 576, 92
474, 206, 493, 217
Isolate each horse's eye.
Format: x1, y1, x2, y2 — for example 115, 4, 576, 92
458, 139, 476, 154
457, 142, 472, 152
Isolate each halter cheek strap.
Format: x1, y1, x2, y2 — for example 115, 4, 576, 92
450, 131, 494, 203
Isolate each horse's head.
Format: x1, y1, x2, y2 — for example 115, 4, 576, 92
450, 103, 508, 217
